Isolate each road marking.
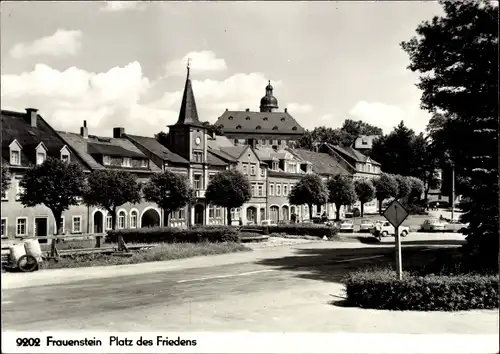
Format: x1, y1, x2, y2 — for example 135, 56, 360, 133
333, 255, 385, 263
177, 269, 276, 283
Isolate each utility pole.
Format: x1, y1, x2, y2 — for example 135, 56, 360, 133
451, 163, 455, 222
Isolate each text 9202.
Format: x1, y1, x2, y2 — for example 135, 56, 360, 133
16, 337, 41, 347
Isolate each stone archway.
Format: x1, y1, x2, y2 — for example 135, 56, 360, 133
93, 210, 104, 234
246, 206, 257, 225
141, 208, 161, 228
270, 205, 279, 223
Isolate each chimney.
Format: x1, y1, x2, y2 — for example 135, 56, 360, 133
284, 108, 288, 113
225, 108, 228, 111
113, 127, 125, 138
245, 108, 250, 112
80, 120, 89, 139
26, 108, 38, 128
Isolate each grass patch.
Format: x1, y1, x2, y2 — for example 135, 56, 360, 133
42, 242, 250, 269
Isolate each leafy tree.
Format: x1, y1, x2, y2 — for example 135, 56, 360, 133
407, 176, 425, 204
155, 131, 169, 147
1, 167, 11, 195
395, 175, 411, 200
410, 132, 441, 200
143, 171, 194, 227
327, 174, 357, 220
205, 170, 251, 225
19, 157, 86, 235
402, 0, 499, 271
289, 174, 329, 220
84, 170, 142, 230
341, 119, 383, 147
372, 173, 398, 214
202, 121, 224, 136
354, 179, 376, 217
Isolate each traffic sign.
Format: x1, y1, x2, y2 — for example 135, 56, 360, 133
383, 199, 409, 229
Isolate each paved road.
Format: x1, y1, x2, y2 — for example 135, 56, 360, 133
2, 234, 497, 333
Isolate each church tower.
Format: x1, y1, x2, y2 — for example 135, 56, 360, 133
167, 62, 208, 164
259, 81, 279, 112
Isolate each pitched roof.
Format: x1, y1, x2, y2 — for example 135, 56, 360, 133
326, 144, 380, 166
354, 135, 380, 149
254, 146, 300, 162
171, 68, 204, 128
57, 131, 161, 172
207, 151, 228, 166
214, 110, 305, 135
1, 109, 87, 169
291, 148, 351, 176
126, 134, 189, 164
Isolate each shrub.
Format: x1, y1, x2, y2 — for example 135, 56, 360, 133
404, 203, 428, 215
343, 269, 499, 311
269, 223, 339, 238
107, 226, 240, 244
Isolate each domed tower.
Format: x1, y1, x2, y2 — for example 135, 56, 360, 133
259, 80, 279, 113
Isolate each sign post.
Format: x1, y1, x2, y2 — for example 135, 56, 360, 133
383, 199, 409, 280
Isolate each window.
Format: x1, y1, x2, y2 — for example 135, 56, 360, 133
106, 215, 113, 230
258, 184, 263, 197
15, 178, 24, 201
234, 139, 238, 145
193, 174, 202, 190
276, 184, 282, 196
269, 183, 275, 196
1, 218, 6, 238
272, 140, 278, 145
193, 151, 203, 163
277, 140, 281, 145
208, 173, 215, 181
10, 150, 20, 165
288, 162, 297, 173
251, 183, 257, 197
36, 152, 46, 165
215, 206, 222, 218
250, 164, 256, 176
231, 208, 240, 221
209, 205, 215, 218
243, 164, 248, 175
16, 217, 27, 237
140, 159, 148, 168
117, 211, 126, 229
362, 138, 368, 145
123, 158, 132, 167
272, 162, 278, 171
72, 216, 82, 233
103, 156, 111, 165
61, 154, 70, 163
260, 168, 265, 177
130, 211, 138, 228
54, 216, 65, 234
283, 184, 288, 196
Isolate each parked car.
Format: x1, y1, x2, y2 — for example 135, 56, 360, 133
373, 221, 409, 237
359, 219, 375, 232
338, 220, 354, 233
421, 218, 447, 232
261, 220, 277, 226
344, 212, 354, 218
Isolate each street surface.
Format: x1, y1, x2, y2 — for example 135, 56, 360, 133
2, 233, 498, 333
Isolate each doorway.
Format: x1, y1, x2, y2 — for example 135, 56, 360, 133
34, 217, 48, 243
93, 211, 104, 234
246, 207, 257, 225
194, 204, 205, 225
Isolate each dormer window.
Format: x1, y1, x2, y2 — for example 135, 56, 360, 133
9, 140, 22, 166
123, 157, 132, 167
35, 142, 48, 165
272, 126, 278, 130
245, 116, 251, 120
281, 117, 285, 121
103, 156, 111, 165
362, 138, 368, 145
218, 124, 224, 129
60, 145, 71, 163
272, 162, 278, 170
236, 125, 242, 129
256, 125, 261, 130
228, 116, 234, 120
263, 117, 268, 121
141, 159, 148, 168
292, 126, 297, 131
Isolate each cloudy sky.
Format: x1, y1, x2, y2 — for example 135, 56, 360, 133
1, 1, 443, 137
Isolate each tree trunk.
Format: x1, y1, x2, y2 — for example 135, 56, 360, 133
52, 210, 63, 258
378, 199, 383, 215
335, 203, 341, 221
111, 206, 117, 230
308, 203, 313, 221
360, 202, 365, 217
227, 207, 232, 226
163, 210, 170, 227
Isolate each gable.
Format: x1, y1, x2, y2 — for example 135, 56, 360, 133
9, 139, 22, 150
60, 145, 71, 155
35, 142, 48, 153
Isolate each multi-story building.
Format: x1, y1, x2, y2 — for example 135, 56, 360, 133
214, 82, 305, 148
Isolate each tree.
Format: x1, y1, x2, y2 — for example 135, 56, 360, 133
155, 131, 169, 147
202, 121, 224, 136
373, 173, 398, 214
410, 132, 441, 201
327, 174, 357, 221
354, 179, 376, 217
19, 157, 86, 236
340, 119, 383, 147
1, 167, 10, 196
407, 176, 425, 204
84, 170, 142, 230
289, 174, 329, 220
402, 0, 499, 271
205, 170, 251, 225
395, 175, 411, 200
143, 171, 194, 227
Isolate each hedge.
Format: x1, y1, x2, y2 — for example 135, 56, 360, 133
107, 226, 240, 244
343, 269, 499, 311
243, 223, 339, 238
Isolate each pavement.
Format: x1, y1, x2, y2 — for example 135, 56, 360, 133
1, 233, 498, 333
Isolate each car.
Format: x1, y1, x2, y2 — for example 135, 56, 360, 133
344, 212, 354, 218
261, 220, 277, 226
359, 219, 375, 232
373, 221, 409, 237
421, 218, 447, 232
338, 220, 354, 233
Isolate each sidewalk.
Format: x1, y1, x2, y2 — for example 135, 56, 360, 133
3, 241, 373, 290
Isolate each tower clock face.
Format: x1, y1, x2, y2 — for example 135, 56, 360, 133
195, 137, 201, 145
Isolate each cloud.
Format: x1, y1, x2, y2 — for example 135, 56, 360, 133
286, 103, 313, 114
99, 1, 145, 12
9, 29, 82, 58
1, 53, 313, 137
164, 51, 228, 77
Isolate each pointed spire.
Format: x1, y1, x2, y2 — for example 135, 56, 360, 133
174, 61, 202, 126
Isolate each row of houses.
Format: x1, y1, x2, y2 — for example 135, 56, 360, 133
1, 68, 381, 239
